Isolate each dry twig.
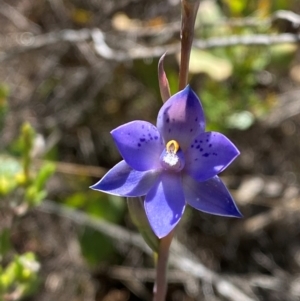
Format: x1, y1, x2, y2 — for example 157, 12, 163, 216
1, 28, 300, 63
38, 200, 257, 301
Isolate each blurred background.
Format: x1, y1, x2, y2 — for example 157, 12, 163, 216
1, 0, 300, 300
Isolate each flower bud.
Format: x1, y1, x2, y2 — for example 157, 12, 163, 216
127, 197, 160, 252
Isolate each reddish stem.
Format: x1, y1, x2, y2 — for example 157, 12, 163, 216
153, 231, 174, 301
178, 0, 200, 90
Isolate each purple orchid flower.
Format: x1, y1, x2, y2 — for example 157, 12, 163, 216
91, 86, 242, 238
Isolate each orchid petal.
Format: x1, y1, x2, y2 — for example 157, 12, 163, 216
183, 174, 242, 217
90, 161, 159, 197
158, 53, 171, 103
184, 132, 239, 182
157, 86, 205, 151
111, 121, 164, 171
145, 172, 185, 238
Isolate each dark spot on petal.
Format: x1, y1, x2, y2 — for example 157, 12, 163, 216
154, 136, 158, 140
194, 158, 198, 161
168, 129, 171, 133
200, 148, 203, 152
190, 129, 193, 132
195, 139, 198, 143
203, 153, 209, 157
209, 144, 212, 147
196, 145, 200, 149
213, 152, 218, 156
200, 140, 203, 143
191, 144, 194, 148
172, 118, 175, 121
166, 118, 170, 123
206, 139, 209, 142
140, 138, 145, 142
195, 117, 198, 122
138, 143, 141, 147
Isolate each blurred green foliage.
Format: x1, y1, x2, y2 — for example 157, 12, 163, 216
187, 0, 297, 131
2, 123, 56, 206
0, 155, 22, 195
0, 84, 9, 130
65, 191, 125, 265
223, 0, 290, 17
0, 229, 11, 260
0, 253, 40, 300
0, 122, 55, 300
0, 113, 125, 299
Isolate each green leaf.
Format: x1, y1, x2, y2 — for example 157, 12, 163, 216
270, 43, 297, 66
189, 49, 233, 81
0, 253, 40, 298
34, 162, 56, 191
64, 191, 125, 265
0, 229, 11, 259
0, 155, 22, 195
223, 0, 247, 16
79, 228, 115, 265
65, 191, 125, 223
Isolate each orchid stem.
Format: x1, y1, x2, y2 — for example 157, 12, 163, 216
178, 0, 200, 90
153, 231, 174, 301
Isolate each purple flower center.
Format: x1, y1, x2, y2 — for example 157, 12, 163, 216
159, 140, 185, 172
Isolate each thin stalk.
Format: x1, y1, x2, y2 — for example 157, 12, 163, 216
153, 231, 174, 301
178, 0, 200, 90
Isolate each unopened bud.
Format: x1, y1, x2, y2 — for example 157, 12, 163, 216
127, 197, 160, 252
